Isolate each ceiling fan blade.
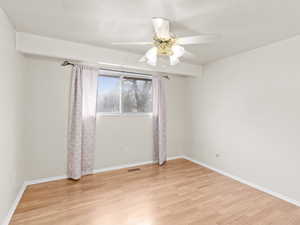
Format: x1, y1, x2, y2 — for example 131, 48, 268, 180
182, 50, 202, 64
112, 41, 153, 45
152, 17, 171, 39
176, 35, 218, 45
184, 50, 198, 60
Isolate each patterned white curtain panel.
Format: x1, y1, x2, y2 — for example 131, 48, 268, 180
67, 65, 98, 180
152, 76, 167, 166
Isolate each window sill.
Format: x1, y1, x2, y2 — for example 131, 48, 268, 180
97, 113, 152, 117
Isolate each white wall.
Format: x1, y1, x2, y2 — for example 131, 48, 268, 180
0, 9, 25, 224
187, 35, 300, 203
23, 55, 190, 180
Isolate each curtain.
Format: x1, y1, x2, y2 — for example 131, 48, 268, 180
67, 65, 98, 180
152, 76, 167, 166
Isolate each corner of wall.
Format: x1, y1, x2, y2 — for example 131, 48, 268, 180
0, 7, 27, 225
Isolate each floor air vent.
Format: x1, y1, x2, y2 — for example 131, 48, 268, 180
128, 168, 141, 172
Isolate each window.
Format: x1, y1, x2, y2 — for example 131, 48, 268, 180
97, 76, 120, 113
97, 74, 152, 114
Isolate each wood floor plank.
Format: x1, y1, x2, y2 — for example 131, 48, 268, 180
9, 159, 300, 225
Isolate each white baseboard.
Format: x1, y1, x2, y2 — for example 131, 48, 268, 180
93, 156, 183, 174
4, 155, 299, 225
27, 155, 184, 185
182, 156, 300, 207
25, 175, 67, 186
2, 155, 184, 225
2, 183, 27, 225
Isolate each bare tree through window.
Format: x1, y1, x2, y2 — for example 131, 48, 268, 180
122, 77, 152, 113
97, 75, 152, 113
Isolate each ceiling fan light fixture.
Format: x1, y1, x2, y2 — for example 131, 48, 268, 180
170, 55, 180, 66
146, 46, 158, 58
141, 47, 158, 66
147, 57, 157, 66
139, 57, 146, 63
172, 45, 185, 58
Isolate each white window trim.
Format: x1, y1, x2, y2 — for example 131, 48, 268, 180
97, 112, 153, 117
97, 73, 153, 116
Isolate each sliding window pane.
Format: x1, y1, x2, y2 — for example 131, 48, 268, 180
97, 76, 120, 113
122, 77, 152, 113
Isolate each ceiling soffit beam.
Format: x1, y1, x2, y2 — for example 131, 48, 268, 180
16, 32, 202, 77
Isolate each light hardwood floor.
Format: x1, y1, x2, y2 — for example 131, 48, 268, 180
10, 159, 300, 225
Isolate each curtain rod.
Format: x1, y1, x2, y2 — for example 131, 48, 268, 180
61, 60, 170, 80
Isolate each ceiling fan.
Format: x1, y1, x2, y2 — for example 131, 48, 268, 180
112, 17, 218, 66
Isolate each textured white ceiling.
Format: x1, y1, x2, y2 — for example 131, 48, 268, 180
2, 0, 300, 65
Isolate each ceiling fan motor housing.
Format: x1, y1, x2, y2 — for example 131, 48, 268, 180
154, 36, 176, 56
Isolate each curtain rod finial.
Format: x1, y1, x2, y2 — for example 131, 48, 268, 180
61, 61, 69, 66
62, 60, 74, 66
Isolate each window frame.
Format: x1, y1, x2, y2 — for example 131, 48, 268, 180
97, 73, 153, 116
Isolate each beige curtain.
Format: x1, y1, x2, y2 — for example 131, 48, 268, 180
67, 65, 98, 180
152, 76, 167, 165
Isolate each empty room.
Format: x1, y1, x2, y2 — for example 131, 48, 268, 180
1, 0, 300, 224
